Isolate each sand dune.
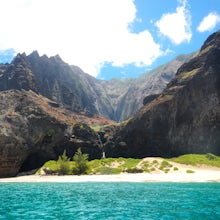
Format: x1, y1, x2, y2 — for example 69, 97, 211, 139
1, 159, 220, 183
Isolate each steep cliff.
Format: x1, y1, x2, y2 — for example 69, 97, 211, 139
104, 30, 220, 158
0, 33, 212, 177
0, 51, 191, 121
114, 53, 195, 121
0, 90, 104, 177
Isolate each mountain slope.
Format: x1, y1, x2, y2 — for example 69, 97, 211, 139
0, 89, 109, 177
104, 30, 220, 158
115, 53, 196, 121
0, 51, 193, 122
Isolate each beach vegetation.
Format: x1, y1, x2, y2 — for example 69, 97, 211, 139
37, 153, 220, 176
170, 153, 220, 167
88, 157, 141, 174
37, 160, 59, 175
186, 169, 195, 173
150, 167, 156, 172
152, 160, 158, 164
125, 167, 143, 173
57, 150, 71, 175
164, 168, 171, 173
205, 153, 217, 161
159, 160, 173, 171
100, 167, 121, 175
38, 151, 72, 175
72, 148, 89, 175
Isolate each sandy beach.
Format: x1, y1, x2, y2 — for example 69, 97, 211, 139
0, 163, 220, 183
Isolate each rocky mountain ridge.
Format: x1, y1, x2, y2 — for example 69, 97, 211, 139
0, 89, 111, 177
1, 29, 219, 177
0, 49, 191, 177
0, 50, 193, 122
103, 30, 220, 158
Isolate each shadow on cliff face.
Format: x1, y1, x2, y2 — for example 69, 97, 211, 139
19, 151, 54, 172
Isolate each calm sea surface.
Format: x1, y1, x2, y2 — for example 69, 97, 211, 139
0, 182, 220, 219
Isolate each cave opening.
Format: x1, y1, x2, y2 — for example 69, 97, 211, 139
19, 151, 53, 173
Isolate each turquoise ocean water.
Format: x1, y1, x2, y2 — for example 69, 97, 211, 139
0, 182, 220, 219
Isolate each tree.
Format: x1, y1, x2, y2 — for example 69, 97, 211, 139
73, 148, 89, 175
57, 150, 71, 175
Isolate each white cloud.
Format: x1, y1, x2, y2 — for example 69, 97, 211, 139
155, 0, 192, 44
0, 0, 163, 77
197, 12, 220, 32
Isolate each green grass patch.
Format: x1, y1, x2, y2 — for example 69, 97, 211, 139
150, 167, 156, 172
88, 157, 141, 174
182, 68, 200, 79
38, 154, 220, 176
125, 167, 143, 173
90, 125, 102, 132
37, 160, 75, 175
199, 45, 213, 56
164, 168, 170, 173
140, 161, 150, 169
152, 160, 158, 164
100, 167, 121, 175
186, 169, 195, 174
159, 160, 173, 171
170, 153, 220, 167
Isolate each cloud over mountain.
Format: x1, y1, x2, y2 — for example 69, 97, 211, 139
197, 12, 220, 32
155, 0, 192, 44
0, 0, 163, 77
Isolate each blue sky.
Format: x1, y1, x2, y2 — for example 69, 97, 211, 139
0, 0, 220, 80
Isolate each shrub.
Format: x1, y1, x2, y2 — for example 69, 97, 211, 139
164, 168, 170, 173
144, 169, 150, 173
186, 169, 195, 174
125, 167, 143, 173
173, 167, 179, 171
57, 150, 71, 175
159, 160, 173, 170
100, 167, 121, 175
206, 153, 217, 161
141, 161, 149, 170
73, 148, 89, 175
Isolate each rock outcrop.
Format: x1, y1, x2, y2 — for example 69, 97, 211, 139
0, 90, 102, 177
104, 30, 220, 158
112, 53, 196, 121
0, 51, 191, 122
0, 31, 214, 177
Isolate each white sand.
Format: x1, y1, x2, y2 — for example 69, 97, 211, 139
0, 168, 220, 183
0, 158, 220, 183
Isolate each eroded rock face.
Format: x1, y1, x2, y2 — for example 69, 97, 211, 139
105, 30, 220, 158
0, 50, 192, 122
0, 90, 101, 177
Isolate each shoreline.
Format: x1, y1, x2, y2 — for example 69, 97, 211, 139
1, 158, 220, 183
0, 170, 220, 183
